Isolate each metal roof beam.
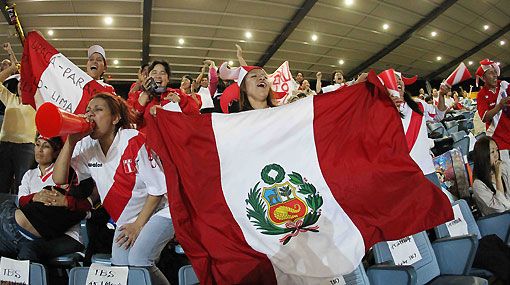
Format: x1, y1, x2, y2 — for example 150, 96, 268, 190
141, 0, 153, 65
256, 0, 318, 67
426, 22, 510, 79
346, 0, 457, 78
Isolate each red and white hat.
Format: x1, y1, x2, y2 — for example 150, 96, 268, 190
378, 69, 417, 97
475, 58, 500, 87
218, 62, 262, 113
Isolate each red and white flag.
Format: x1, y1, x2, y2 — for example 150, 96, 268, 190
21, 31, 109, 114
146, 71, 453, 284
268, 61, 299, 100
445, 62, 471, 87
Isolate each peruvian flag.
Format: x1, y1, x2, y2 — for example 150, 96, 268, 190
445, 62, 472, 87
146, 71, 453, 284
20, 31, 108, 114
268, 61, 299, 100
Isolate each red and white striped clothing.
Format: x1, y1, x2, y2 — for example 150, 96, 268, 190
401, 102, 443, 175
71, 129, 169, 226
96, 80, 117, 96
18, 164, 81, 242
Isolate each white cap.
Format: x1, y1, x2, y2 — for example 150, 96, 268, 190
87, 45, 106, 61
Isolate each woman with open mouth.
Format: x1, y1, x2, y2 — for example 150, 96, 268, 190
86, 45, 116, 96
127, 60, 201, 132
218, 63, 276, 113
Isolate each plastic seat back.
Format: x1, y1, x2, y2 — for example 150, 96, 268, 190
178, 265, 199, 285
30, 263, 47, 285
69, 266, 151, 285
373, 231, 439, 285
435, 199, 481, 240
343, 264, 370, 285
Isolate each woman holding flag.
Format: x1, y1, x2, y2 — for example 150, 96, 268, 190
52, 93, 172, 285
380, 69, 448, 187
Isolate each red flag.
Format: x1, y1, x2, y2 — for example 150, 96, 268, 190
146, 70, 453, 284
445, 62, 471, 87
20, 31, 109, 114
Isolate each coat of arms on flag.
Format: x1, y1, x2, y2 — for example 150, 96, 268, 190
246, 163, 322, 245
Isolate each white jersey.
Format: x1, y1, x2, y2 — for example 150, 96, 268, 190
197, 86, 214, 109
321, 83, 343, 94
18, 164, 81, 242
71, 128, 169, 226
417, 99, 445, 123
401, 102, 436, 175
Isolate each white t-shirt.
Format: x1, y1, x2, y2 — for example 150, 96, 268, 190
18, 164, 82, 242
401, 102, 436, 175
417, 99, 445, 123
321, 83, 343, 94
445, 97, 455, 108
71, 128, 169, 226
197, 86, 214, 109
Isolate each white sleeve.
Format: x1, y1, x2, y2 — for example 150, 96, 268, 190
70, 140, 92, 182
321, 84, 337, 94
433, 106, 445, 122
18, 170, 33, 198
137, 146, 167, 196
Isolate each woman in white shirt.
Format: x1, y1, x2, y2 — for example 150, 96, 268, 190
472, 135, 510, 216
53, 92, 172, 285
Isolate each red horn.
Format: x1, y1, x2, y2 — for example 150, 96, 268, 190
35, 102, 92, 137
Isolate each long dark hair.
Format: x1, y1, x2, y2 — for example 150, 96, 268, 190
239, 79, 275, 111
402, 91, 423, 117
92, 92, 136, 131
473, 136, 498, 194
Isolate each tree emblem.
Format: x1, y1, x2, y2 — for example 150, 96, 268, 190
245, 163, 323, 245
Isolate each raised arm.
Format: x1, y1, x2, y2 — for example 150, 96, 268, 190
315, 72, 322, 94
236, 44, 247, 66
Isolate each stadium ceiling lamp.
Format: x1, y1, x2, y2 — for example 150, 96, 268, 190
430, 31, 437, 37
468, 61, 473, 65
228, 60, 234, 66
178, 38, 185, 45
245, 31, 252, 39
311, 34, 318, 41
344, 0, 354, 6
104, 16, 113, 25
338, 59, 345, 65
113, 59, 119, 65
436, 56, 442, 61
47, 30, 54, 36
483, 24, 489, 30
500, 40, 506, 46
382, 23, 389, 30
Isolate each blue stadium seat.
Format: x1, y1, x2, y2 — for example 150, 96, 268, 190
69, 266, 151, 285
368, 231, 488, 285
427, 122, 446, 138
443, 121, 459, 135
178, 263, 370, 285
434, 200, 491, 278
342, 264, 370, 285
178, 265, 199, 285
91, 253, 112, 265
476, 210, 510, 246
30, 262, 47, 285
